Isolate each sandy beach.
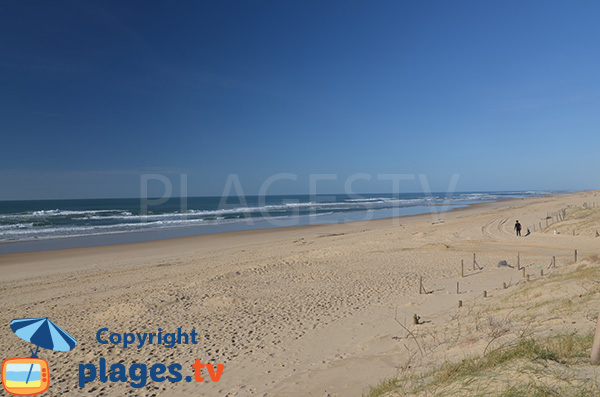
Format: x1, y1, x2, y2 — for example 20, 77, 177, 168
1, 190, 600, 396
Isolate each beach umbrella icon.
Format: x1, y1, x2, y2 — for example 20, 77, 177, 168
9, 317, 77, 384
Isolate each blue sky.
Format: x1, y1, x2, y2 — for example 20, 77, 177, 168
1, 1, 599, 199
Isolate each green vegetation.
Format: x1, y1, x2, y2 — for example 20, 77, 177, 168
366, 333, 596, 396
366, 260, 600, 397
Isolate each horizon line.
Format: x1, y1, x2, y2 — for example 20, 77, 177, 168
0, 189, 571, 202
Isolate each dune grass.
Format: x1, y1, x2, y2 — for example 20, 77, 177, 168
366, 332, 596, 396
366, 260, 600, 397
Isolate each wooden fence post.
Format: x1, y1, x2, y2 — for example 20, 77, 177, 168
473, 253, 481, 270
552, 256, 556, 268
591, 313, 600, 364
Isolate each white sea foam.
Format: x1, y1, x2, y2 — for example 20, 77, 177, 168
0, 209, 126, 220
0, 192, 546, 242
0, 212, 336, 242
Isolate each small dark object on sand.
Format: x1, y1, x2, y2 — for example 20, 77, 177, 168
497, 260, 514, 268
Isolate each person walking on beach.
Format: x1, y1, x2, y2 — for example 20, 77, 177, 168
514, 220, 522, 237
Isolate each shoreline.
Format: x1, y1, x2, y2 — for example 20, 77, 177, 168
0, 193, 546, 256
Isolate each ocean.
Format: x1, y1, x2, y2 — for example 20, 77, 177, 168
0, 191, 549, 253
